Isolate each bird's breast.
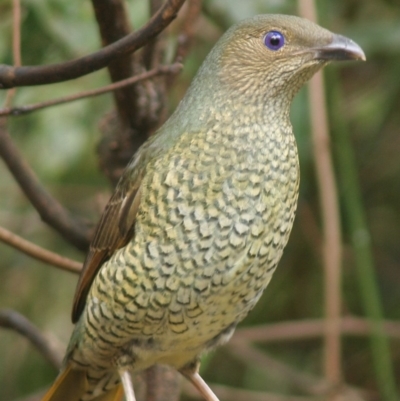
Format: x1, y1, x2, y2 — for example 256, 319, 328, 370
124, 123, 300, 334
74, 122, 299, 371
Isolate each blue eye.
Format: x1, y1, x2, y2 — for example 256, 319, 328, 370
264, 31, 285, 51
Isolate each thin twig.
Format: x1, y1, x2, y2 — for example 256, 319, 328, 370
0, 309, 63, 369
143, 0, 166, 71
182, 381, 323, 401
0, 225, 82, 273
174, 0, 203, 63
0, 120, 93, 251
0, 0, 186, 88
12, 0, 22, 67
226, 340, 369, 400
298, 0, 343, 387
234, 317, 400, 343
4, 0, 22, 107
0, 64, 182, 117
167, 0, 203, 87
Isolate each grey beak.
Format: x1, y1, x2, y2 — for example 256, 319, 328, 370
315, 34, 366, 61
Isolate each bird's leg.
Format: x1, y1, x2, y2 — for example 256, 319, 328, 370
180, 361, 220, 401
118, 368, 136, 401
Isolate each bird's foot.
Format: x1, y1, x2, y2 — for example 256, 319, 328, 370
180, 361, 220, 401
118, 368, 137, 401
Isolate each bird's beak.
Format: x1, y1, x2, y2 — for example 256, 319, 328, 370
314, 34, 366, 61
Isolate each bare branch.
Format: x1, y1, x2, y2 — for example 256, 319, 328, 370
142, 0, 166, 71
90, 0, 137, 128
0, 309, 63, 369
0, 63, 182, 117
11, 0, 22, 67
0, 0, 186, 89
182, 381, 323, 401
299, 0, 343, 386
0, 226, 82, 273
226, 340, 369, 400
174, 0, 203, 64
4, 0, 22, 107
167, 0, 203, 87
234, 317, 400, 343
0, 120, 93, 251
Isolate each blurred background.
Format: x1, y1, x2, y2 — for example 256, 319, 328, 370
0, 0, 399, 400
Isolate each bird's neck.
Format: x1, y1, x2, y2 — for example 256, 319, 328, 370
172, 69, 294, 145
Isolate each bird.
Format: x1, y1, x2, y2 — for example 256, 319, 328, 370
42, 13, 365, 401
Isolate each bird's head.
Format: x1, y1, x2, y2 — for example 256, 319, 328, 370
173, 14, 365, 131
210, 14, 365, 102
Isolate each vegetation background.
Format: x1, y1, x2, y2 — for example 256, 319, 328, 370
0, 0, 399, 400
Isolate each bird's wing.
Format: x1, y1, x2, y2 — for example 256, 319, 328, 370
71, 156, 145, 323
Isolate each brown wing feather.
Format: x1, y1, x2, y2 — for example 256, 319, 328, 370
71, 131, 168, 323
71, 175, 142, 323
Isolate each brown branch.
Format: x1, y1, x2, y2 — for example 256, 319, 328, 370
167, 0, 203, 87
182, 381, 322, 401
174, 0, 203, 63
0, 225, 82, 273
0, 0, 186, 89
226, 340, 370, 400
143, 365, 182, 401
0, 120, 92, 251
299, 0, 343, 387
12, 0, 22, 67
142, 0, 165, 70
0, 63, 182, 117
4, 0, 22, 107
90, 0, 137, 128
0, 309, 63, 369
234, 317, 400, 343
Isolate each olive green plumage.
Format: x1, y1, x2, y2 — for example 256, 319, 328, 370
42, 14, 365, 401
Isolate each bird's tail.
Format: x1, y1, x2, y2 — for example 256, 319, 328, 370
41, 364, 123, 401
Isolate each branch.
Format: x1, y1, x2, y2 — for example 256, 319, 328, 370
174, 0, 203, 64
0, 120, 92, 251
4, 0, 22, 107
299, 0, 343, 386
182, 381, 322, 401
0, 63, 182, 117
142, 0, 166, 71
0, 309, 63, 369
11, 0, 22, 67
226, 340, 369, 400
0, 226, 82, 273
90, 0, 137, 127
167, 0, 203, 87
234, 317, 400, 343
0, 0, 186, 88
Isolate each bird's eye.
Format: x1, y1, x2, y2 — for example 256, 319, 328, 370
264, 31, 285, 51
